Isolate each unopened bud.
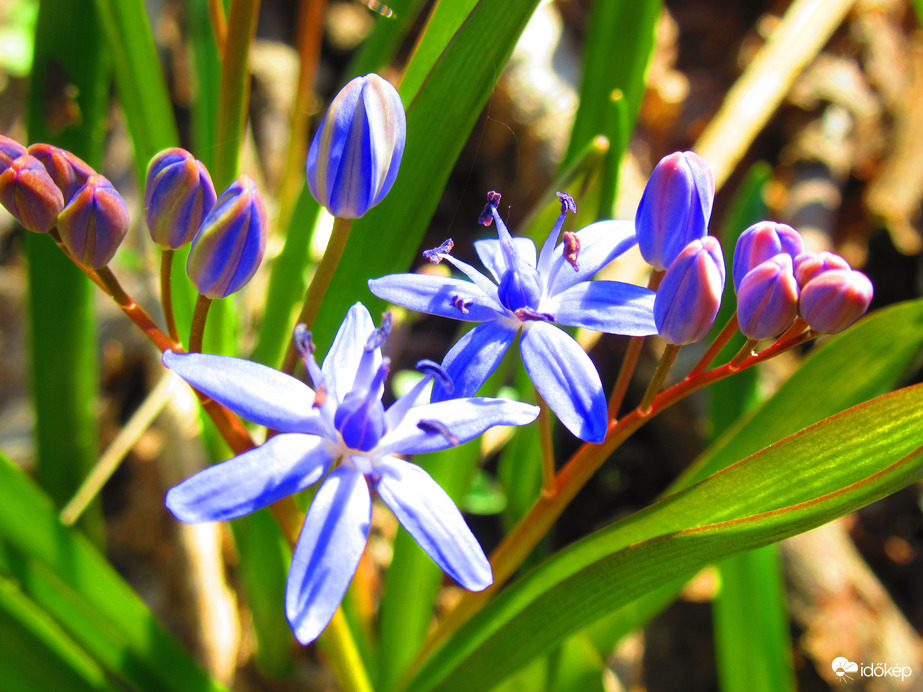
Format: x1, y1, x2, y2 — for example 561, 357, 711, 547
56, 175, 130, 269
0, 135, 27, 172
28, 143, 95, 204
736, 254, 799, 340
144, 148, 217, 249
306, 73, 406, 218
636, 151, 715, 271
0, 154, 64, 233
793, 251, 851, 288
732, 221, 803, 291
187, 175, 267, 298
799, 269, 873, 334
654, 236, 725, 345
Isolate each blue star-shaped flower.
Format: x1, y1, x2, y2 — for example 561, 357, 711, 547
369, 192, 656, 442
163, 303, 538, 645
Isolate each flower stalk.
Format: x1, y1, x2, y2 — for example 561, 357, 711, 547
160, 249, 180, 343
189, 293, 212, 353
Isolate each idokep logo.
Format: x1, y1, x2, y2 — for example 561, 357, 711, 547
832, 657, 912, 684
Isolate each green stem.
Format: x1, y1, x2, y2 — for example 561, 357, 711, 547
534, 388, 556, 496
283, 216, 354, 373
160, 249, 180, 344
318, 609, 374, 692
639, 343, 681, 414
189, 293, 213, 353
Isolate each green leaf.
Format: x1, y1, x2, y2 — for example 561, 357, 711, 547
405, 385, 923, 691
0, 575, 116, 692
308, 0, 543, 355
0, 453, 227, 692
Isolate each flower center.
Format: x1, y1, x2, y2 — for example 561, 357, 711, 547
498, 265, 542, 313
334, 392, 386, 451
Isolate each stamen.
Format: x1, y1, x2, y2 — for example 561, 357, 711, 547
557, 191, 577, 215
417, 419, 459, 446
563, 231, 580, 271
478, 190, 502, 226
416, 359, 454, 395
313, 383, 327, 408
515, 307, 554, 322
365, 312, 392, 351
293, 323, 315, 356
423, 238, 454, 264
451, 295, 471, 314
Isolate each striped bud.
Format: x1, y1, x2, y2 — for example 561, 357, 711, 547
793, 251, 850, 288
187, 175, 267, 298
0, 154, 64, 233
144, 148, 217, 249
732, 221, 803, 291
799, 269, 873, 334
654, 236, 725, 345
56, 175, 130, 269
736, 254, 799, 340
636, 151, 715, 271
28, 143, 95, 204
306, 73, 406, 218
0, 135, 27, 172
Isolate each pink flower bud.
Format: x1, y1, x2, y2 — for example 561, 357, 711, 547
792, 251, 850, 288
737, 254, 799, 340
56, 174, 130, 269
654, 236, 725, 345
799, 269, 873, 334
28, 143, 96, 204
732, 221, 803, 291
0, 154, 64, 233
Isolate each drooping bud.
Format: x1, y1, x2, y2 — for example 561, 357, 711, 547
27, 143, 95, 204
186, 175, 267, 298
654, 236, 725, 345
0, 135, 27, 172
144, 148, 217, 249
56, 174, 130, 269
306, 73, 406, 218
0, 154, 64, 233
793, 251, 851, 288
636, 151, 715, 271
736, 254, 799, 340
799, 269, 873, 334
732, 221, 804, 290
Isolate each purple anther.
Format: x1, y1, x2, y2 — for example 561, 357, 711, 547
478, 191, 502, 226
557, 191, 576, 215
563, 231, 580, 271
451, 295, 471, 314
313, 383, 327, 408
416, 359, 454, 395
423, 238, 454, 264
416, 419, 459, 447
365, 312, 393, 351
293, 323, 315, 356
515, 307, 555, 322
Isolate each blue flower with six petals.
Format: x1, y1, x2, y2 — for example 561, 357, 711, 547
163, 303, 538, 644
369, 192, 657, 443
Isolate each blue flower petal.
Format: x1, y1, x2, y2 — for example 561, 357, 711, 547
520, 322, 607, 443
379, 397, 539, 454
473, 237, 537, 282
322, 302, 377, 403
163, 351, 322, 433
431, 319, 519, 402
545, 220, 636, 296
165, 434, 334, 522
545, 281, 657, 336
285, 466, 371, 645
375, 456, 492, 591
368, 274, 504, 321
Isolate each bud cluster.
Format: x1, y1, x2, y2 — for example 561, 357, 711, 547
637, 152, 874, 350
